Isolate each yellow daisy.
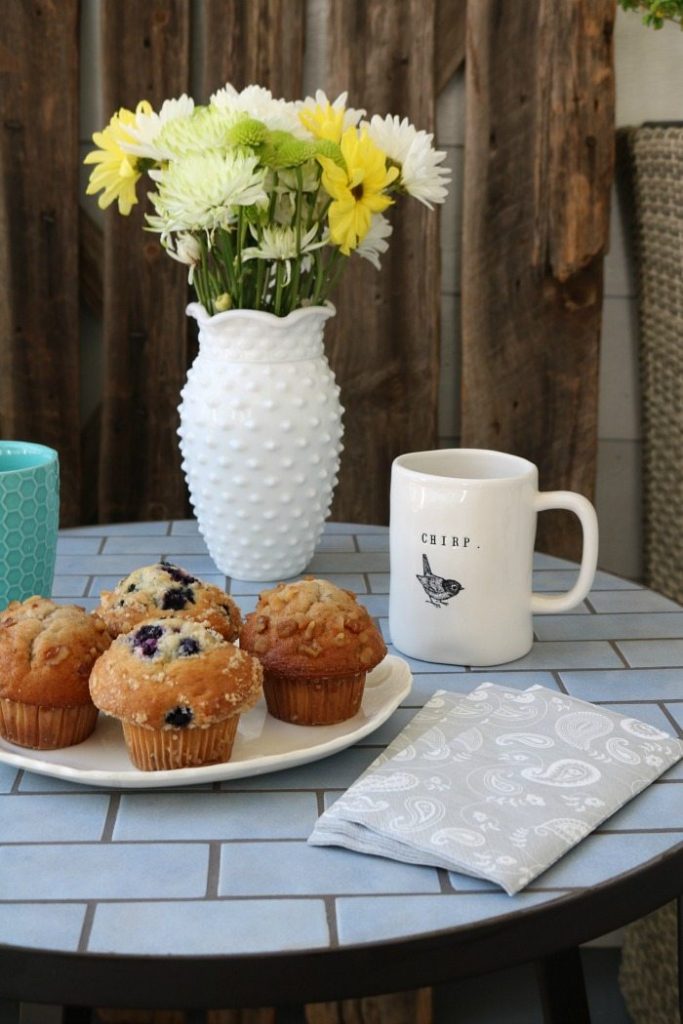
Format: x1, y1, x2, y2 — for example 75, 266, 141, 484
298, 90, 363, 144
84, 104, 148, 215
318, 127, 398, 255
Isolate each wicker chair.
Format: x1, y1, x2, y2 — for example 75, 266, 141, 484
617, 124, 683, 1024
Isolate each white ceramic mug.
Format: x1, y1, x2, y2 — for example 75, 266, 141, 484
388, 449, 599, 666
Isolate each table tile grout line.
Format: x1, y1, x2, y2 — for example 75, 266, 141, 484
552, 671, 568, 694
438, 867, 457, 894
78, 902, 97, 953
97, 536, 107, 555
167, 521, 175, 536
609, 640, 632, 668
352, 533, 360, 553
325, 896, 340, 947
658, 702, 683, 738
0, 800, 676, 842
205, 842, 221, 898
101, 794, 121, 842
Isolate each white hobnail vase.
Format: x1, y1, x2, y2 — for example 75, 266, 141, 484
178, 301, 343, 582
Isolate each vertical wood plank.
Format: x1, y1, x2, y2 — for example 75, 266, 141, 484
197, 0, 305, 101
326, 0, 441, 526
435, 0, 467, 94
0, 0, 81, 525
98, 0, 191, 523
460, 0, 616, 558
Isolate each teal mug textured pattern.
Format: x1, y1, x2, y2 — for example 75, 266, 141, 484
0, 441, 59, 610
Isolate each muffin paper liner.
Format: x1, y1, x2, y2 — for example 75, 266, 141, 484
122, 716, 240, 771
0, 698, 98, 749
263, 670, 367, 726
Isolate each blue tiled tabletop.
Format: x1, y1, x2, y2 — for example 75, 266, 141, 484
1, 520, 682, 966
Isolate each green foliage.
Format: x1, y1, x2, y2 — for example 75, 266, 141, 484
618, 0, 683, 28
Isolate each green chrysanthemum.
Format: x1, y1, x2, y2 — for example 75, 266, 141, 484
314, 138, 344, 167
227, 116, 268, 148
157, 105, 237, 158
259, 130, 317, 169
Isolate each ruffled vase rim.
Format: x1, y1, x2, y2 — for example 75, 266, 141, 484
186, 301, 335, 330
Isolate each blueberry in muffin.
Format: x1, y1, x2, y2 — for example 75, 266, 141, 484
97, 562, 241, 642
89, 617, 263, 770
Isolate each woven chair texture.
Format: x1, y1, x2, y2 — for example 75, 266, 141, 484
618, 124, 682, 1024
629, 125, 683, 604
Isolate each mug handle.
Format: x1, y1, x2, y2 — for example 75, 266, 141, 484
530, 491, 599, 614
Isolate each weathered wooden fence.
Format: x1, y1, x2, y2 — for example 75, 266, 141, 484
0, 0, 614, 559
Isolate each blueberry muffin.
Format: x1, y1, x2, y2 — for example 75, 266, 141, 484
97, 562, 241, 642
239, 578, 387, 726
89, 617, 263, 770
0, 597, 112, 749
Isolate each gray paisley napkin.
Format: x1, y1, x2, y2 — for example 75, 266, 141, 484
309, 684, 683, 894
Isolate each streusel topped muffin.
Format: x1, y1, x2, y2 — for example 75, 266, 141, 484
89, 617, 263, 770
97, 562, 241, 642
239, 578, 387, 725
0, 596, 111, 749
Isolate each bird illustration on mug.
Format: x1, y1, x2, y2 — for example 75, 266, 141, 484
416, 554, 464, 608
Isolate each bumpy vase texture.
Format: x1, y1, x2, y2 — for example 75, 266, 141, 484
179, 303, 343, 582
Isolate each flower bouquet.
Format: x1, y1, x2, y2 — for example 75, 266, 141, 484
84, 84, 450, 581
84, 84, 450, 316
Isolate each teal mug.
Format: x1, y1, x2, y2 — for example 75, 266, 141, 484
0, 441, 60, 610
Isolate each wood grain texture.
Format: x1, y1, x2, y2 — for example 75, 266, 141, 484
461, 0, 616, 558
79, 209, 103, 318
0, 0, 81, 524
435, 0, 467, 94
97, 1010, 276, 1024
305, 990, 432, 1024
197, 0, 305, 101
325, 0, 440, 526
98, 0, 191, 523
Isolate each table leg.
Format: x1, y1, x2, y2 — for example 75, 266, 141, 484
535, 947, 591, 1024
273, 1007, 307, 1024
678, 895, 682, 1022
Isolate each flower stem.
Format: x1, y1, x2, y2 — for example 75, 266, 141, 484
236, 209, 247, 308
287, 167, 304, 313
216, 228, 238, 298
311, 249, 326, 305
254, 257, 266, 311
322, 250, 347, 300
274, 262, 284, 316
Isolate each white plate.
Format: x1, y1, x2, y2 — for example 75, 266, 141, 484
0, 655, 412, 789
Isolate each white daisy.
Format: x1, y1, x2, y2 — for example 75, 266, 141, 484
365, 114, 451, 208
355, 213, 393, 270
210, 83, 306, 138
148, 151, 267, 233
120, 95, 195, 162
241, 224, 327, 284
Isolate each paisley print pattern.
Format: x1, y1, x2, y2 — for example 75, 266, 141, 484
520, 759, 602, 787
554, 711, 614, 750
309, 684, 683, 895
